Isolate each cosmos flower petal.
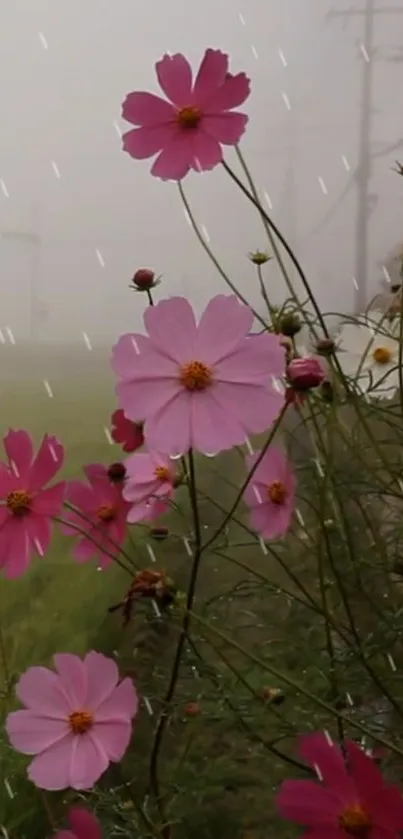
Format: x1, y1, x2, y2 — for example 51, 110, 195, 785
192, 48, 229, 103
143, 297, 197, 359
195, 294, 253, 363
156, 53, 193, 107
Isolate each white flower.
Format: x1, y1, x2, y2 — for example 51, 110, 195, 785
336, 310, 402, 399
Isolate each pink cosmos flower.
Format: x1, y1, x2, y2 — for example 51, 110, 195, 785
121, 48, 250, 181
0, 429, 65, 579
6, 651, 137, 790
277, 731, 403, 839
62, 464, 131, 567
112, 295, 286, 457
244, 446, 295, 540
123, 450, 176, 523
54, 808, 101, 839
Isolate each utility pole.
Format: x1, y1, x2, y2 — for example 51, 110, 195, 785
326, 1, 403, 312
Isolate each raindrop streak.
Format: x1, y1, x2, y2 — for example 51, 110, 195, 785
342, 155, 350, 171
51, 161, 61, 179
318, 176, 328, 195
0, 179, 9, 197
131, 336, 140, 354
38, 31, 48, 49
43, 380, 53, 398
0, 329, 5, 344
238, 12, 246, 24
352, 277, 359, 290
143, 696, 154, 716
104, 427, 113, 445
146, 543, 157, 563
4, 779, 13, 799
382, 265, 391, 283
263, 190, 273, 209
251, 45, 258, 59
281, 92, 291, 110
259, 537, 268, 555
201, 225, 210, 243
183, 537, 193, 556
359, 42, 370, 62
96, 249, 105, 267
244, 437, 254, 455
5, 327, 15, 345
278, 48, 287, 67
295, 508, 305, 526
82, 331, 92, 351
113, 120, 122, 138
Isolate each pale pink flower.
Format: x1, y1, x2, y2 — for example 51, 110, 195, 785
62, 464, 131, 567
0, 429, 65, 579
6, 651, 138, 790
54, 808, 101, 839
244, 447, 295, 539
121, 48, 250, 180
123, 450, 176, 523
112, 295, 286, 456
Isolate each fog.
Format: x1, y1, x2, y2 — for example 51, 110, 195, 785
0, 0, 402, 346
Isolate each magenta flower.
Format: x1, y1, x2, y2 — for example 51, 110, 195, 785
6, 651, 138, 790
277, 731, 403, 839
112, 295, 286, 456
244, 446, 295, 540
0, 429, 65, 579
123, 450, 176, 523
121, 48, 250, 180
111, 409, 144, 453
62, 464, 131, 567
54, 808, 101, 839
287, 356, 326, 392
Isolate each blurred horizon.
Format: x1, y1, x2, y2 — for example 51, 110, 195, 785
1, 0, 403, 343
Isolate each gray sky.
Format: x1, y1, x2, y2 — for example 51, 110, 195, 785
0, 0, 402, 343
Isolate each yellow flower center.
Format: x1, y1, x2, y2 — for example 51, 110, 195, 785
68, 710, 93, 735
96, 504, 116, 522
338, 803, 372, 837
267, 480, 287, 505
6, 490, 31, 517
177, 106, 202, 129
372, 346, 392, 365
179, 361, 212, 391
154, 466, 171, 482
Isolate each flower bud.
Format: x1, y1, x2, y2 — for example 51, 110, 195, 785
107, 462, 127, 483
248, 250, 271, 266
287, 357, 325, 392
278, 313, 301, 338
315, 337, 335, 357
131, 268, 156, 290
184, 702, 201, 717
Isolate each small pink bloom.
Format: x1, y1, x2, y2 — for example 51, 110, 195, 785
62, 464, 131, 567
277, 731, 403, 839
112, 295, 286, 456
54, 808, 102, 839
121, 48, 250, 180
111, 409, 144, 453
0, 429, 65, 579
287, 356, 325, 392
123, 450, 176, 523
244, 447, 295, 540
6, 651, 138, 791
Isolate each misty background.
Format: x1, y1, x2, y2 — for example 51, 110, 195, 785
0, 0, 403, 347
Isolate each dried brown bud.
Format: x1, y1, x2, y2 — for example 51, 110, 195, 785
315, 337, 336, 357
278, 313, 301, 337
